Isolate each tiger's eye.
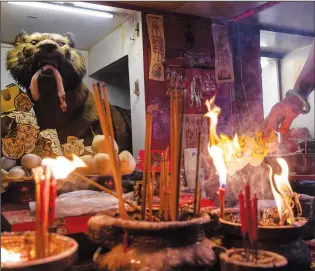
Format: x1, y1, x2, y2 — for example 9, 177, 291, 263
57, 41, 65, 47
31, 40, 38, 45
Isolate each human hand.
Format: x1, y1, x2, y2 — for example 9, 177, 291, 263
262, 95, 304, 139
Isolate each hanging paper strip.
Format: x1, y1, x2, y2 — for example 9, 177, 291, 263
212, 23, 235, 83
146, 14, 165, 81
182, 114, 208, 149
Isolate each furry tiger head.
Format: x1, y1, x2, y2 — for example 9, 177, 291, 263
6, 30, 86, 90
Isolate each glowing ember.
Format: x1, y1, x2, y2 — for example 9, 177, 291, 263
268, 158, 301, 225
1, 248, 22, 263
41, 154, 86, 179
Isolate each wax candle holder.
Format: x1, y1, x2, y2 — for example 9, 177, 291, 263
1, 231, 78, 271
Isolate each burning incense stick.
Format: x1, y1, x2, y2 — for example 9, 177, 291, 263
193, 132, 202, 216
141, 112, 153, 220
93, 82, 128, 220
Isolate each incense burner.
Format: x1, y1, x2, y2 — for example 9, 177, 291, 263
88, 213, 217, 271
1, 231, 78, 271
212, 207, 311, 271
220, 248, 288, 271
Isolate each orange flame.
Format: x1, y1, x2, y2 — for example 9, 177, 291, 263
268, 158, 297, 225
41, 154, 86, 179
205, 97, 246, 186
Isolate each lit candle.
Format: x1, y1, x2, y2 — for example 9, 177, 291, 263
217, 184, 226, 219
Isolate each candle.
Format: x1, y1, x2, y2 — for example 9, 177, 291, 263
238, 191, 247, 239
244, 184, 252, 243
218, 185, 226, 219
251, 193, 258, 242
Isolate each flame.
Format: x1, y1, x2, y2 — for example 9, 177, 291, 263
1, 248, 21, 263
205, 97, 278, 183
269, 158, 300, 225
205, 97, 245, 186
208, 145, 227, 187
41, 154, 86, 179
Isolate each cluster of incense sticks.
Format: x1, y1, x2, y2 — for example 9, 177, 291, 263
239, 184, 258, 247
93, 82, 128, 220
33, 166, 56, 259
141, 82, 185, 221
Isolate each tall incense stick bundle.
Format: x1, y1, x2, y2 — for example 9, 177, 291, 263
159, 153, 165, 218
175, 89, 185, 220
170, 86, 184, 220
193, 132, 202, 216
93, 82, 128, 220
141, 112, 153, 220
169, 88, 175, 220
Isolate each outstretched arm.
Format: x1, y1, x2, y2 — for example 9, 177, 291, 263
263, 40, 315, 137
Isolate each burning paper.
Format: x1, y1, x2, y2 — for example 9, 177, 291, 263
205, 97, 277, 180
268, 158, 302, 225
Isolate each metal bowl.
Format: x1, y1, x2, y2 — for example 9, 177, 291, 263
1, 232, 78, 271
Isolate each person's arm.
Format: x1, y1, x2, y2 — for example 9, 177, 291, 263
263, 40, 315, 137
294, 40, 315, 99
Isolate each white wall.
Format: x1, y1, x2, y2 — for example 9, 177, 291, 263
281, 45, 315, 137
1, 43, 15, 90
107, 84, 130, 109
261, 57, 280, 118
1, 42, 91, 91
88, 13, 145, 156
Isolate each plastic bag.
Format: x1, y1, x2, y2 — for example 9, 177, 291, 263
29, 190, 134, 218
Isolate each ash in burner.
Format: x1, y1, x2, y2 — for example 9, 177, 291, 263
223, 208, 303, 227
